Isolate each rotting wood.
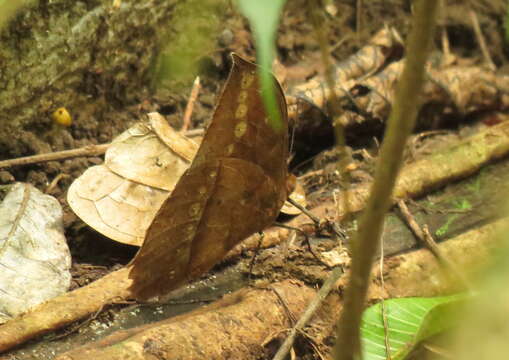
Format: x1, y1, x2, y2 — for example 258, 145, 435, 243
0, 267, 132, 353
1, 121, 508, 353
311, 218, 509, 357
54, 280, 315, 360
367, 217, 508, 299
53, 218, 509, 360
331, 120, 509, 219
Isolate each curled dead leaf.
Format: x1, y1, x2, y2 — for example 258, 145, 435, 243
67, 113, 198, 246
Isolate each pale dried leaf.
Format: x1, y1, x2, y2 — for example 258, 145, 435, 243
321, 247, 350, 267
105, 113, 198, 191
68, 114, 197, 245
67, 165, 168, 246
0, 183, 71, 323
281, 179, 307, 215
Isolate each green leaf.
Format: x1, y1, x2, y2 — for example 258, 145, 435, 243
152, 0, 224, 91
237, 0, 286, 132
435, 214, 458, 237
0, 0, 37, 31
361, 294, 467, 360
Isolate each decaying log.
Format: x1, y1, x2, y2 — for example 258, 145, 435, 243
354, 217, 509, 301
377, 218, 507, 298
0, 267, 132, 353
330, 120, 509, 219
54, 280, 315, 360
2, 218, 506, 358
60, 218, 507, 360
294, 218, 509, 357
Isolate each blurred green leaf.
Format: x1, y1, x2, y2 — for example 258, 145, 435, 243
0, 0, 37, 32
361, 294, 466, 360
153, 0, 225, 91
238, 0, 286, 132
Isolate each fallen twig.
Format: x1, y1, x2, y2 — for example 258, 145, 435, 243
287, 197, 346, 241
468, 8, 495, 71
272, 267, 343, 360
397, 200, 472, 289
0, 144, 110, 170
379, 230, 392, 360
0, 129, 204, 170
372, 217, 508, 298
181, 76, 201, 132
45, 173, 70, 194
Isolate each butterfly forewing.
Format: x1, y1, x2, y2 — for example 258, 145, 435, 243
129, 54, 288, 300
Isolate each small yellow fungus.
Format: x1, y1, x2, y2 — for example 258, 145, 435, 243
52, 107, 72, 127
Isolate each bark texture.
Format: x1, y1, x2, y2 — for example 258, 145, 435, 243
55, 280, 315, 360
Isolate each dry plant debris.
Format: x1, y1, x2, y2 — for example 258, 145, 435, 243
0, 119, 508, 353
0, 183, 71, 324
288, 26, 509, 128
67, 112, 198, 246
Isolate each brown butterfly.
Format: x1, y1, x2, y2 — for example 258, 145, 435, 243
128, 54, 289, 300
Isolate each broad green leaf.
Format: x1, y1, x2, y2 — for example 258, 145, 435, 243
237, 0, 286, 132
361, 294, 467, 360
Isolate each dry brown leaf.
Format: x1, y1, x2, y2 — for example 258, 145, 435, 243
288, 26, 509, 127
128, 54, 289, 300
105, 112, 197, 190
68, 109, 305, 246
67, 113, 198, 246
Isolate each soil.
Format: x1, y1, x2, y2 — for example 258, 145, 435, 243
1, 0, 508, 359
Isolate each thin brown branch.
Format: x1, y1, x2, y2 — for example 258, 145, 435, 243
307, 1, 353, 222
45, 173, 70, 194
333, 1, 439, 359
468, 8, 496, 71
181, 76, 201, 132
287, 197, 345, 240
0, 129, 204, 170
0, 144, 110, 169
397, 200, 472, 290
272, 266, 343, 360
356, 0, 363, 43
379, 232, 392, 360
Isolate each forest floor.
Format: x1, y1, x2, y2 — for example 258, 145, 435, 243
1, 1, 509, 359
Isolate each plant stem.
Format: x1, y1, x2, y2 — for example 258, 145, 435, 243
307, 0, 353, 221
333, 1, 439, 359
